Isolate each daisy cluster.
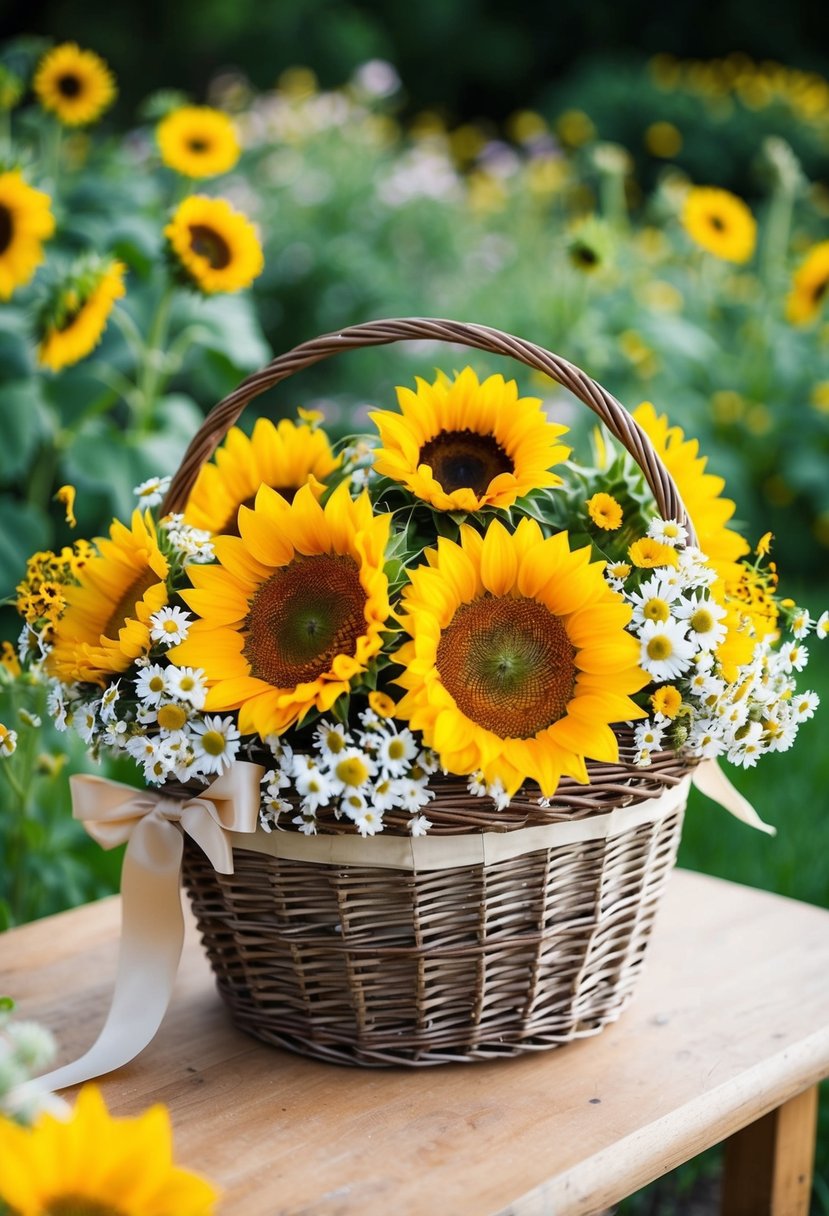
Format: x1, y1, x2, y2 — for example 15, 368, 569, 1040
259, 711, 438, 837
46, 604, 243, 786
610, 519, 824, 769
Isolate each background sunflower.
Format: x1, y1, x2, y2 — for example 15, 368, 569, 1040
157, 104, 240, 178
33, 41, 115, 125
0, 169, 55, 300
165, 195, 264, 294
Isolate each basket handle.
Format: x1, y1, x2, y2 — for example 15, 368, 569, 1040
162, 317, 695, 539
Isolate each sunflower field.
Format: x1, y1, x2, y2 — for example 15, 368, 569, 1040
1, 32, 829, 1214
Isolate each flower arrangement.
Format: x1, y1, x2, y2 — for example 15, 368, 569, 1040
12, 364, 823, 838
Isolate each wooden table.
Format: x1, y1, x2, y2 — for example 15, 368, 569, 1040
2, 870, 828, 1216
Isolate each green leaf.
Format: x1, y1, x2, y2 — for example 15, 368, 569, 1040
0, 496, 51, 599
0, 380, 49, 485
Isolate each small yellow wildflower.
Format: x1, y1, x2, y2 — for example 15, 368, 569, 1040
629, 537, 680, 568
0, 642, 21, 677
651, 685, 682, 718
586, 492, 623, 530
368, 691, 396, 718
755, 531, 773, 557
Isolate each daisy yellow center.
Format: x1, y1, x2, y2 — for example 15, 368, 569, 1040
644, 598, 670, 622
436, 595, 576, 738
201, 729, 227, 755
419, 429, 513, 496
148, 674, 165, 693
0, 204, 12, 255
46, 1198, 125, 1216
646, 635, 673, 661
336, 756, 369, 786
57, 73, 83, 98
188, 223, 231, 269
243, 554, 367, 688
388, 739, 406, 760
325, 729, 345, 753
157, 704, 187, 730
102, 569, 159, 640
690, 607, 714, 632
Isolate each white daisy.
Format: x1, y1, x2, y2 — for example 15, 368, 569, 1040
292, 813, 318, 836
634, 720, 665, 752
166, 666, 207, 708
791, 690, 820, 722
0, 727, 18, 757
99, 680, 121, 723
314, 721, 349, 759
628, 581, 678, 628
376, 728, 418, 777
408, 814, 432, 836
353, 805, 385, 837
639, 618, 697, 681
487, 778, 511, 811
101, 719, 129, 750
191, 715, 241, 775
398, 779, 435, 812
816, 610, 829, 639
686, 720, 726, 758
133, 475, 171, 509
74, 705, 97, 744
789, 608, 811, 639
296, 763, 335, 811
150, 606, 192, 647
648, 518, 688, 546
778, 641, 808, 673
467, 771, 487, 797
674, 594, 728, 651
135, 664, 170, 706
370, 775, 400, 813
328, 748, 377, 794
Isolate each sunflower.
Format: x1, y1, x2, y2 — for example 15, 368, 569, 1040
157, 105, 241, 178
47, 511, 169, 685
369, 367, 570, 513
165, 195, 263, 294
33, 43, 116, 126
0, 170, 55, 301
184, 416, 341, 534
393, 518, 648, 797
0, 1084, 218, 1215
633, 402, 771, 677
785, 241, 829, 325
171, 482, 392, 737
38, 259, 126, 371
681, 186, 756, 263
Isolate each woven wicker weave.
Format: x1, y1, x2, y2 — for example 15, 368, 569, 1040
174, 319, 696, 1066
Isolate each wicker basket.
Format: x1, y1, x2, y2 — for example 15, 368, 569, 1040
165, 318, 696, 1067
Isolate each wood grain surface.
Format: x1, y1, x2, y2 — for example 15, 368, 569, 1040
2, 870, 828, 1216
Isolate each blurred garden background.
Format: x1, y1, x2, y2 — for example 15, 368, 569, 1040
0, 1, 828, 1211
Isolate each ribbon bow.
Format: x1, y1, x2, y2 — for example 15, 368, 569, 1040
37, 761, 264, 1093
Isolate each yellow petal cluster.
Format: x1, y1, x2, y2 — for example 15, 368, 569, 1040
172, 483, 392, 737
0, 170, 55, 300
185, 416, 341, 534
681, 186, 756, 263
0, 1084, 218, 1215
785, 241, 829, 326
370, 367, 570, 512
38, 261, 126, 371
47, 511, 168, 685
394, 518, 648, 797
165, 195, 263, 295
33, 42, 116, 126
157, 106, 240, 179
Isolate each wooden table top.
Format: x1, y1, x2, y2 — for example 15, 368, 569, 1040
2, 870, 828, 1216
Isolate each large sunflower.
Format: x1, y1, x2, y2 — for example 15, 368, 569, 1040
47, 511, 169, 685
681, 186, 756, 263
633, 402, 769, 676
157, 105, 241, 179
165, 195, 263, 294
369, 367, 570, 512
33, 43, 116, 126
0, 1084, 218, 1215
393, 518, 648, 797
171, 482, 392, 737
185, 416, 341, 534
38, 259, 126, 371
0, 170, 55, 301
785, 241, 829, 325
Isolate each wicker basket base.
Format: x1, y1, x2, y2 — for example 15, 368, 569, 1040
182, 800, 685, 1067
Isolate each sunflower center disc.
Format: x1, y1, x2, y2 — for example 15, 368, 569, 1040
188, 223, 232, 269
244, 554, 367, 687
102, 569, 160, 641
188, 137, 209, 153
708, 214, 725, 232
436, 595, 576, 738
419, 429, 513, 496
57, 73, 82, 97
0, 204, 12, 256
814, 278, 828, 304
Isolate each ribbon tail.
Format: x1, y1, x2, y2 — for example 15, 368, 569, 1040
692, 758, 777, 836
36, 818, 185, 1091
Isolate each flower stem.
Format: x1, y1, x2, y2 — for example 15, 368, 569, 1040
137, 280, 175, 430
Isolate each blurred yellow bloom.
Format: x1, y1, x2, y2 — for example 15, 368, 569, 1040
0, 170, 55, 301
755, 532, 773, 557
629, 537, 679, 568
278, 65, 318, 98
651, 685, 682, 718
682, 186, 756, 263
0, 641, 21, 677
786, 241, 829, 326
165, 196, 263, 294
810, 381, 829, 414
368, 691, 396, 718
34, 42, 116, 126
645, 121, 683, 158
157, 106, 240, 179
38, 261, 126, 371
556, 109, 596, 148
54, 485, 77, 528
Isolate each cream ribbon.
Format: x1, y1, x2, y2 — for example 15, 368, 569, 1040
37, 757, 771, 1091
36, 761, 265, 1093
